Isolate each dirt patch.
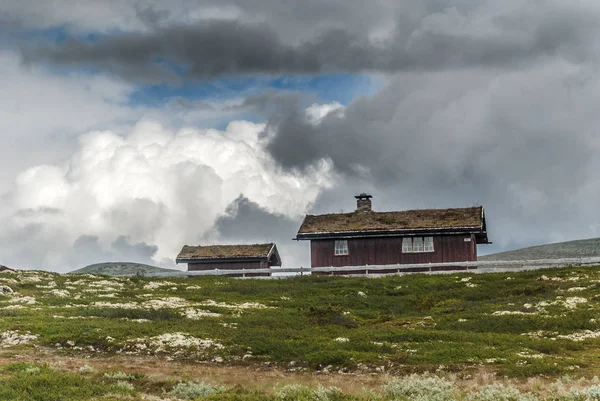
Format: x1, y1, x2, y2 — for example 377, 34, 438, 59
0, 348, 388, 393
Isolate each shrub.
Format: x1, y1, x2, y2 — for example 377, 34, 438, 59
0, 366, 129, 400
115, 380, 135, 392
204, 392, 271, 401
203, 385, 271, 400
569, 384, 600, 400
381, 375, 455, 401
2, 363, 45, 373
304, 305, 358, 327
313, 385, 347, 401
78, 365, 94, 373
274, 384, 349, 401
275, 384, 314, 401
305, 350, 358, 369
466, 384, 538, 401
103, 371, 136, 380
80, 307, 179, 321
169, 381, 225, 399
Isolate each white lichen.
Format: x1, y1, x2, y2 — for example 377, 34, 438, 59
182, 309, 222, 319
143, 281, 177, 290
557, 330, 600, 342
49, 289, 70, 298
0, 330, 38, 347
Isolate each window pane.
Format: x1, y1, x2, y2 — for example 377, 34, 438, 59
413, 237, 424, 252
334, 240, 348, 255
402, 237, 412, 253
424, 237, 434, 252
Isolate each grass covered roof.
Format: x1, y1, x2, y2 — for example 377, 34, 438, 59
297, 206, 485, 237
176, 243, 275, 261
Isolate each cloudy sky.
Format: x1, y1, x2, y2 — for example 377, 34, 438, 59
2, 0, 600, 272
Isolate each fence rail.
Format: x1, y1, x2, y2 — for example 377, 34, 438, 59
120, 256, 600, 278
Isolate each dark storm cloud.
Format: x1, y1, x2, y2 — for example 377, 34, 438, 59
110, 235, 159, 262
20, 2, 599, 81
134, 2, 171, 29
5, 0, 600, 265
261, 64, 600, 252
210, 195, 309, 267
0, 223, 158, 271
70, 235, 159, 269
214, 195, 300, 242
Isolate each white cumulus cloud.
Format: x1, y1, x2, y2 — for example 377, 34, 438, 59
0, 119, 335, 272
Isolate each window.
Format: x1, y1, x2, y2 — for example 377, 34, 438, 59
334, 240, 348, 255
402, 237, 435, 253
413, 237, 424, 252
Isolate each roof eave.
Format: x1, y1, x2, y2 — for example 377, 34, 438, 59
295, 226, 485, 240
176, 256, 268, 264
266, 244, 283, 267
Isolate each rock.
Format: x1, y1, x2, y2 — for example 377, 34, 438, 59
0, 285, 13, 294
0, 265, 13, 272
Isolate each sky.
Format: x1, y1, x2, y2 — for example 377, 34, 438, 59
2, 0, 600, 272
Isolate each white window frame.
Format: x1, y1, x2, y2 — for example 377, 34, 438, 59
402, 236, 435, 253
424, 236, 434, 252
334, 240, 349, 256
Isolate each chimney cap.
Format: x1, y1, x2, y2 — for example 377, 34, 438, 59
354, 193, 372, 200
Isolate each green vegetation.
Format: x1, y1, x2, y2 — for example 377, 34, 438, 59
480, 237, 600, 261
70, 262, 178, 276
0, 363, 134, 400
1, 363, 600, 400
3, 266, 600, 398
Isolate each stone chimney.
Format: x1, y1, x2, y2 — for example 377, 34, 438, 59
355, 193, 372, 213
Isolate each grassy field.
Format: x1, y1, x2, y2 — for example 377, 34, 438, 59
2, 266, 600, 399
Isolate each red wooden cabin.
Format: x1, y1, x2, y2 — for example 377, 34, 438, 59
176, 243, 282, 277
295, 194, 489, 274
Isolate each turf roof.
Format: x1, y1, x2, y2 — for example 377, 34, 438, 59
176, 243, 275, 261
296, 206, 485, 236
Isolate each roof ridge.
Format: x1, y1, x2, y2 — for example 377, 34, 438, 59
305, 205, 482, 217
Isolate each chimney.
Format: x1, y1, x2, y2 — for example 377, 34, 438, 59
354, 193, 373, 213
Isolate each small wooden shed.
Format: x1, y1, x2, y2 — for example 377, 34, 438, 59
176, 243, 282, 277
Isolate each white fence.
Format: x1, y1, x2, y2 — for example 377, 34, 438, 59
127, 256, 600, 278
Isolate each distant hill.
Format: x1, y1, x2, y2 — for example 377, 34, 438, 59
70, 262, 179, 276
479, 237, 600, 261
0, 264, 13, 272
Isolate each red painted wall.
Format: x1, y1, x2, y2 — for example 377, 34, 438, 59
310, 235, 477, 268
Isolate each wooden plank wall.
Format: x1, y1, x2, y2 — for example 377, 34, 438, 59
310, 234, 477, 269
187, 260, 270, 277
